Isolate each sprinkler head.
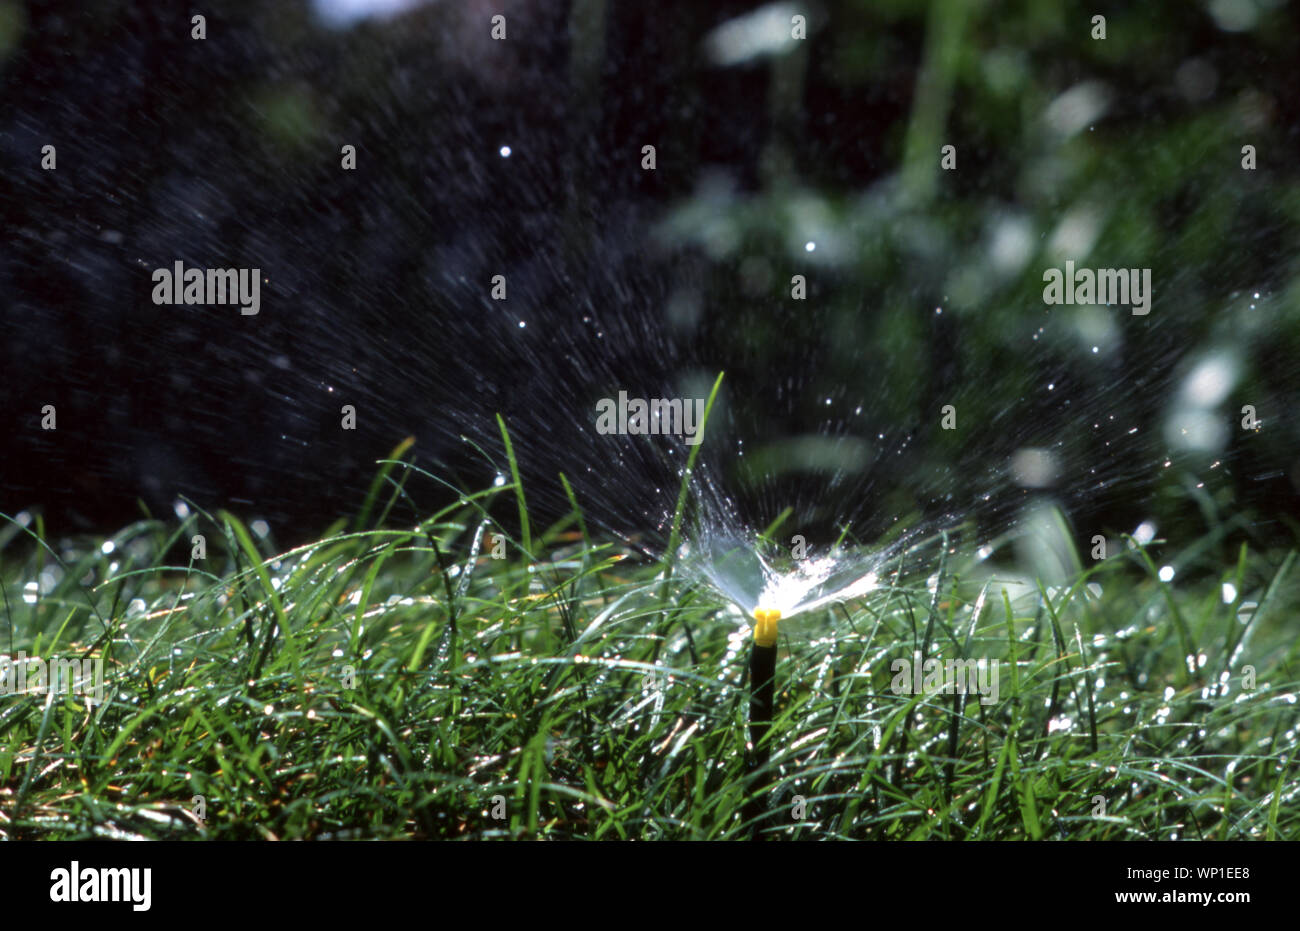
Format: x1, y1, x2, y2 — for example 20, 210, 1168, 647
752, 608, 781, 647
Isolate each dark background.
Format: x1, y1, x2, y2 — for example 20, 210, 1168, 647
2, 0, 1298, 555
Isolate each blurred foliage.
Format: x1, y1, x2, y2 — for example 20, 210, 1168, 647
0, 0, 1296, 557
657, 0, 1300, 550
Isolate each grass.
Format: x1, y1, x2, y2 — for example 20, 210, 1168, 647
1, 465, 1298, 840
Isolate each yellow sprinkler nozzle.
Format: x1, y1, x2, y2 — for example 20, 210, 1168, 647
753, 608, 781, 648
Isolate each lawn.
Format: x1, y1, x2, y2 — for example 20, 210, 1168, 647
1, 455, 1297, 841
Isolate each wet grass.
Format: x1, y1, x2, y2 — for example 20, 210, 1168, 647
1, 475, 1298, 840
